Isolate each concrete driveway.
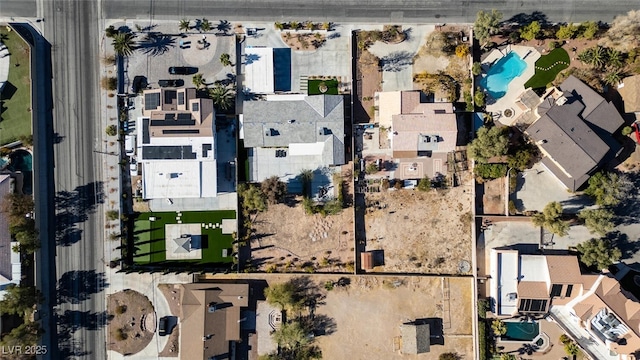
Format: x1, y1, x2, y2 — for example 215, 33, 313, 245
513, 162, 594, 214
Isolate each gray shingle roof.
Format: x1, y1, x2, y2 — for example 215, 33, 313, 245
527, 76, 623, 191
243, 95, 344, 148
401, 322, 430, 354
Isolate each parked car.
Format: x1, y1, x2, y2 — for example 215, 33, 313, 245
158, 316, 168, 336
158, 79, 183, 87
125, 135, 136, 156
130, 75, 147, 93
168, 66, 198, 75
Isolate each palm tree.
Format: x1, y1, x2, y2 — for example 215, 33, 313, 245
274, 22, 284, 30
179, 19, 190, 33
305, 21, 314, 30
112, 32, 136, 57
209, 85, 235, 111
192, 73, 205, 89
220, 53, 232, 67
290, 21, 300, 31
321, 22, 331, 31
201, 18, 212, 32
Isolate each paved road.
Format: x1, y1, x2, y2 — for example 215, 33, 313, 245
37, 0, 106, 359
100, 0, 640, 23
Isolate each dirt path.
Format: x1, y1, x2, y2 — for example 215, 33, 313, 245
158, 284, 181, 357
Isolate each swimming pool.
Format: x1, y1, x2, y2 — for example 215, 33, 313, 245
503, 321, 540, 341
480, 52, 527, 99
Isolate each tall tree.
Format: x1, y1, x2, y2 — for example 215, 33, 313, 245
240, 185, 267, 213
264, 281, 304, 311
520, 21, 541, 41
192, 73, 205, 89
261, 176, 287, 204
220, 53, 232, 66
474, 10, 503, 46
532, 202, 569, 236
0, 285, 43, 319
209, 85, 235, 111
201, 18, 212, 32
585, 172, 629, 206
578, 208, 615, 236
577, 238, 622, 269
467, 126, 509, 163
273, 321, 311, 349
112, 32, 136, 57
179, 19, 190, 32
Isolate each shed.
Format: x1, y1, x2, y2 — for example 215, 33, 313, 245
401, 322, 431, 354
361, 252, 374, 270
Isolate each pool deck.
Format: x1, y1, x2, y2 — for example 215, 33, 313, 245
482, 45, 540, 126
496, 317, 571, 358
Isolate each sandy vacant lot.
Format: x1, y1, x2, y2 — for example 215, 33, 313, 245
364, 177, 473, 274
251, 199, 355, 272
315, 276, 474, 360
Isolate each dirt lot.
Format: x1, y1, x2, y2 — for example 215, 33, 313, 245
364, 175, 473, 274
107, 290, 155, 355
481, 177, 505, 215
314, 275, 474, 360
251, 168, 356, 273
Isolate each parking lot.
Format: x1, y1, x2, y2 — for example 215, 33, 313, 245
120, 21, 235, 92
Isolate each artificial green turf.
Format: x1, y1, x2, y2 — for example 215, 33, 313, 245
524, 48, 570, 89
308, 79, 339, 95
0, 28, 32, 145
133, 210, 236, 265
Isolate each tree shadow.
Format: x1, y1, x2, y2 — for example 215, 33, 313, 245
402, 27, 413, 42
0, 81, 17, 100
299, 313, 337, 336
504, 11, 549, 26
609, 231, 640, 260
57, 270, 108, 305
217, 20, 231, 34
289, 276, 326, 310
244, 53, 260, 65
379, 51, 414, 72
612, 171, 640, 225
58, 310, 107, 332
55, 182, 104, 246
138, 33, 176, 56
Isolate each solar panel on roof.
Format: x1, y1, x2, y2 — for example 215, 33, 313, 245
178, 92, 185, 105
165, 113, 175, 120
145, 93, 160, 110
177, 113, 191, 120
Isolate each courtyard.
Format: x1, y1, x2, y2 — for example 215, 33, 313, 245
132, 210, 236, 265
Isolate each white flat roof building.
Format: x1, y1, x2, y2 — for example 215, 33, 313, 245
244, 47, 274, 94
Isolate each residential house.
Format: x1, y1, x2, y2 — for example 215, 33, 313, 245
179, 282, 249, 360
490, 249, 583, 316
241, 94, 345, 196
618, 75, 640, 114
377, 91, 457, 180
490, 248, 640, 359
526, 76, 624, 191
0, 175, 21, 297
137, 87, 217, 200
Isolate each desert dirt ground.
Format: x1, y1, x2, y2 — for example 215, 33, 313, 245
250, 200, 355, 272
107, 290, 155, 355
314, 275, 474, 360
251, 168, 356, 272
482, 177, 505, 215
363, 174, 474, 274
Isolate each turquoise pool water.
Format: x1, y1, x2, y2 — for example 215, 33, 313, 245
504, 321, 539, 341
480, 52, 527, 99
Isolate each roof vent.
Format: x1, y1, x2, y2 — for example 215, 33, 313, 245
288, 119, 295, 124
208, 302, 218, 313
537, 139, 547, 145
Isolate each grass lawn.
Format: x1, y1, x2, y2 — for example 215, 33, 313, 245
0, 28, 32, 145
308, 79, 339, 95
133, 210, 236, 265
524, 48, 570, 89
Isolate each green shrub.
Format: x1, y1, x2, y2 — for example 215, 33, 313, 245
324, 281, 334, 291
474, 164, 507, 180
106, 210, 119, 221
622, 126, 634, 136
417, 176, 431, 191
101, 76, 117, 91
105, 125, 117, 136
